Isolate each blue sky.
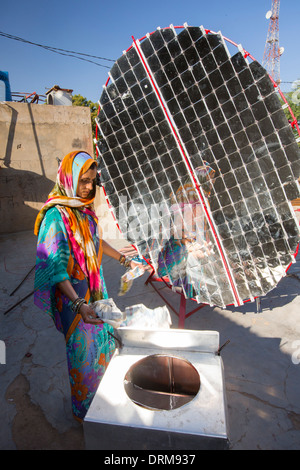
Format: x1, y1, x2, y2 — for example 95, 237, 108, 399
1, 0, 299, 103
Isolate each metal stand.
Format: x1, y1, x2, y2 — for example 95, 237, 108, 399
145, 270, 206, 328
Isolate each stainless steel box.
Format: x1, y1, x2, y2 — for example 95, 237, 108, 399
84, 328, 229, 450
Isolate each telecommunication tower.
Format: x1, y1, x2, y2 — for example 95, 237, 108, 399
262, 0, 283, 85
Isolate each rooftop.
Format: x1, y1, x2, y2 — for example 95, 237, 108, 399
1, 207, 300, 450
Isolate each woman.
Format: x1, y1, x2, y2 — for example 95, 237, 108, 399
34, 150, 134, 422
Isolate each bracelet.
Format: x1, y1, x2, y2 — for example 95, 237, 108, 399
71, 297, 87, 314
76, 299, 86, 314
119, 254, 126, 265
119, 254, 132, 269
71, 297, 82, 312
74, 299, 86, 314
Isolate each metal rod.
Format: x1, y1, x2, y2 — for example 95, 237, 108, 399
107, 330, 123, 349
145, 273, 205, 328
9, 265, 35, 296
217, 340, 230, 356
256, 297, 261, 314
3, 290, 34, 315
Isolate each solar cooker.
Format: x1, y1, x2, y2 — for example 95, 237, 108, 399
85, 24, 300, 449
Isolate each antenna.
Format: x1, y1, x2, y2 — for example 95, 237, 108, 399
265, 10, 272, 19
262, 0, 282, 85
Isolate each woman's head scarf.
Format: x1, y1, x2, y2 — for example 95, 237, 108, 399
34, 151, 102, 300
34, 150, 96, 231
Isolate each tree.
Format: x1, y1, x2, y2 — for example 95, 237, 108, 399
282, 79, 300, 122
72, 94, 98, 151
284, 94, 300, 122
280, 82, 300, 144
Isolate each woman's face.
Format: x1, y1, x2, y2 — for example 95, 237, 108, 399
76, 167, 97, 199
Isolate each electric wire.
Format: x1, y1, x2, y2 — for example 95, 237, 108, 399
0, 31, 115, 68
1, 31, 297, 82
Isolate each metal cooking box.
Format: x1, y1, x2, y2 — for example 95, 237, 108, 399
83, 328, 229, 450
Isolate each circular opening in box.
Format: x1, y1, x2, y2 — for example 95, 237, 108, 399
124, 354, 200, 411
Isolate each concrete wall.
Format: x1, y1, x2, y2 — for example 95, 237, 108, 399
0, 102, 109, 234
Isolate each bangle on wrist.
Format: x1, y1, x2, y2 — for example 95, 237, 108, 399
119, 254, 131, 269
71, 297, 87, 314
119, 254, 126, 265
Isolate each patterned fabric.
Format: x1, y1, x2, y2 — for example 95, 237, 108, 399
157, 237, 193, 297
34, 151, 115, 421
66, 319, 115, 421
34, 206, 106, 340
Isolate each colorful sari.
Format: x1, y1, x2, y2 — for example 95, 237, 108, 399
34, 151, 115, 421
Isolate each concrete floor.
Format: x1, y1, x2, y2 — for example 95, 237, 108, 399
1, 209, 300, 450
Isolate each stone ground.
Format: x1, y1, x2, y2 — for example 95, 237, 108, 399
1, 208, 300, 450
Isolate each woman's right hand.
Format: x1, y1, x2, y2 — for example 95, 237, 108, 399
79, 303, 104, 325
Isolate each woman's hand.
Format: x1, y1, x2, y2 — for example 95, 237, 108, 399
120, 245, 152, 272
128, 259, 149, 271
78, 303, 104, 325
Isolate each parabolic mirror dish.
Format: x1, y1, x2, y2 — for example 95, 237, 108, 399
96, 25, 300, 308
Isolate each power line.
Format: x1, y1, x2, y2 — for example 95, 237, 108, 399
0, 31, 115, 68
1, 31, 298, 90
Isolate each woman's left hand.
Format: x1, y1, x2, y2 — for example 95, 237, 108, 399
79, 303, 104, 325
129, 259, 153, 272
121, 245, 152, 272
